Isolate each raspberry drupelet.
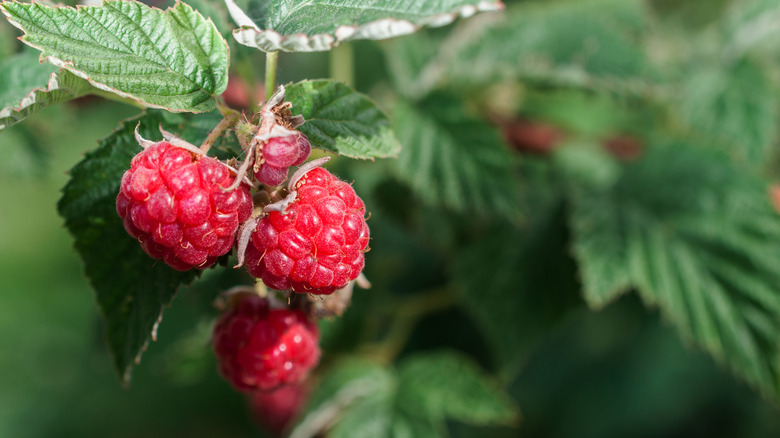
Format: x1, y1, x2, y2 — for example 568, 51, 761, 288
245, 167, 370, 294
116, 141, 253, 271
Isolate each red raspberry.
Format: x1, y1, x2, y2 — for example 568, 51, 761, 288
245, 167, 369, 294
212, 294, 320, 391
254, 133, 313, 186
255, 163, 289, 186
116, 141, 253, 271
263, 135, 300, 168
291, 133, 312, 167
247, 382, 309, 436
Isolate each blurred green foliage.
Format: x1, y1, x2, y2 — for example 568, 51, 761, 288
4, 0, 780, 437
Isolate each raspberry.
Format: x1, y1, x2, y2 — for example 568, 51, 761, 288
212, 294, 320, 391
255, 163, 289, 186
291, 133, 312, 167
254, 133, 313, 186
116, 141, 253, 271
245, 167, 369, 294
263, 135, 300, 168
248, 382, 309, 436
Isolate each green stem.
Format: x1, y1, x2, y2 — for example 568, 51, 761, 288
200, 111, 239, 154
330, 43, 354, 87
363, 287, 458, 364
264, 51, 278, 101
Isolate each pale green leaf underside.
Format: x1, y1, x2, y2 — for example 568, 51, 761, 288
723, 0, 780, 59
570, 144, 780, 400
0, 51, 92, 131
445, 0, 653, 93
226, 0, 504, 52
286, 80, 401, 159
1, 0, 228, 112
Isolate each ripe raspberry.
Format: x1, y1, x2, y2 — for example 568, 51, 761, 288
245, 167, 369, 294
248, 382, 309, 436
212, 294, 320, 391
116, 141, 253, 271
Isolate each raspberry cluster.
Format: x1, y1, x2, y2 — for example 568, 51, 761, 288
212, 294, 320, 391
117, 89, 372, 427
255, 133, 312, 186
245, 167, 370, 295
116, 141, 253, 270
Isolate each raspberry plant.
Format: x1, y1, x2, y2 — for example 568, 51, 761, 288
4, 0, 780, 437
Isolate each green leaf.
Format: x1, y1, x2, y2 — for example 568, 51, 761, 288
569, 143, 780, 400
0, 51, 92, 131
723, 0, 780, 60
397, 352, 520, 426
392, 93, 519, 219
391, 415, 445, 438
455, 187, 581, 376
290, 358, 395, 438
286, 80, 401, 159
676, 59, 776, 167
57, 109, 224, 383
1, 0, 229, 112
445, 0, 653, 92
184, 0, 233, 38
290, 354, 518, 436
225, 0, 504, 52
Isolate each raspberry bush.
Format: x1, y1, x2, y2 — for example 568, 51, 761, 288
5, 0, 780, 437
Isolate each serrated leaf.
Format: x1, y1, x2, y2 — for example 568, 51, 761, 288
57, 109, 224, 383
569, 143, 780, 400
0, 51, 92, 131
676, 59, 776, 167
184, 0, 233, 38
225, 0, 504, 53
291, 354, 517, 436
1, 0, 229, 112
455, 192, 580, 376
286, 80, 401, 159
397, 352, 520, 426
445, 0, 653, 93
392, 94, 519, 219
290, 358, 395, 438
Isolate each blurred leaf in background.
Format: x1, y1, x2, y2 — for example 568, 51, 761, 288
3, 0, 780, 437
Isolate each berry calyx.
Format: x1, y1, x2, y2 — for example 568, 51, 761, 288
245, 167, 369, 294
212, 293, 320, 391
116, 141, 253, 271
